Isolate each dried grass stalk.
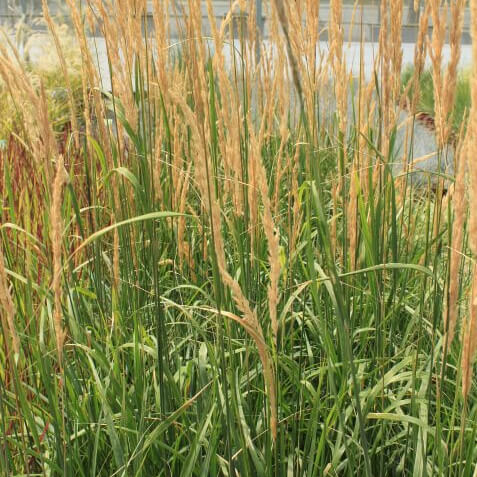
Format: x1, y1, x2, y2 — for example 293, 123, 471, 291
378, 0, 390, 152
51, 156, 69, 365
409, 2, 431, 113
330, 0, 348, 136
250, 125, 281, 346
390, 0, 403, 105
442, 0, 465, 145
461, 0, 477, 399
445, 132, 467, 349
41, 0, 80, 149
177, 163, 195, 278
289, 145, 302, 262
67, 0, 112, 165
347, 167, 358, 270
170, 88, 277, 438
0, 241, 20, 356
272, 0, 304, 111
206, 0, 245, 216
462, 266, 477, 398
428, 0, 446, 147
378, 0, 400, 156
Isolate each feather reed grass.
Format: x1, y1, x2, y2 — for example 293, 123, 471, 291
2, 1, 477, 475
462, 0, 477, 400
50, 155, 68, 365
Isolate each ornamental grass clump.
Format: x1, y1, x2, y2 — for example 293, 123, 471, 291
2, 1, 477, 476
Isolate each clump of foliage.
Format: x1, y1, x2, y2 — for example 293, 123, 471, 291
1, 2, 477, 477
0, 24, 83, 140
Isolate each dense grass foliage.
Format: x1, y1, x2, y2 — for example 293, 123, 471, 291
1, 1, 477, 476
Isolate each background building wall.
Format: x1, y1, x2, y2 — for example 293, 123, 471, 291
0, 0, 472, 44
